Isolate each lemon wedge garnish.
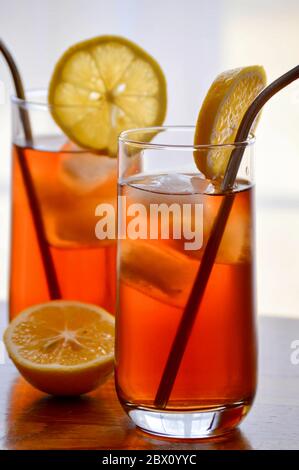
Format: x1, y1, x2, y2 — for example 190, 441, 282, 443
49, 36, 167, 155
194, 66, 266, 178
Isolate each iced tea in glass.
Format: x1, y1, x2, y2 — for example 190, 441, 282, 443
10, 91, 117, 318
115, 127, 256, 438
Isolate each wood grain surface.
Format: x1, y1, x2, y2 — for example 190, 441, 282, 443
0, 314, 299, 450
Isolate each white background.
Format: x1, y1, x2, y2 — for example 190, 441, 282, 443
0, 0, 299, 317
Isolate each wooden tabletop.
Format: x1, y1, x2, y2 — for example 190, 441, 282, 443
1, 313, 299, 450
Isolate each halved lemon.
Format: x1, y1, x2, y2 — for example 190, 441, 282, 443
49, 35, 167, 155
194, 66, 266, 179
4, 301, 114, 396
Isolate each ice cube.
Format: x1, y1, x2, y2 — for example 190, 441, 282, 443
120, 239, 199, 307
60, 153, 117, 194
190, 175, 215, 194
40, 150, 117, 246
134, 173, 211, 195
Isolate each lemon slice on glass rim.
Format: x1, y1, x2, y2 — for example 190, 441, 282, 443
49, 35, 167, 155
194, 66, 266, 179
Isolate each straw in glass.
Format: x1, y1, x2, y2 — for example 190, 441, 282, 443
0, 39, 61, 300
154, 65, 299, 408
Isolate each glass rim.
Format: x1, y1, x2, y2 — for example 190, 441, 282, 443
11, 88, 102, 110
119, 126, 255, 150
11, 92, 255, 150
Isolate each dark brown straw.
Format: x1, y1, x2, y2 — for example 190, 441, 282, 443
0, 39, 61, 299
154, 65, 299, 408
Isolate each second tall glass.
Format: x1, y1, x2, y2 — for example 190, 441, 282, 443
10, 90, 117, 318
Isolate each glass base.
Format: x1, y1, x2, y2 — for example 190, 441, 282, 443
128, 403, 249, 439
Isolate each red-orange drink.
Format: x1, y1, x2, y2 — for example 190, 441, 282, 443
10, 141, 117, 318
115, 170, 256, 438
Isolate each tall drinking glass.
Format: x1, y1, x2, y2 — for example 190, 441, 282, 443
10, 90, 117, 319
115, 126, 256, 438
